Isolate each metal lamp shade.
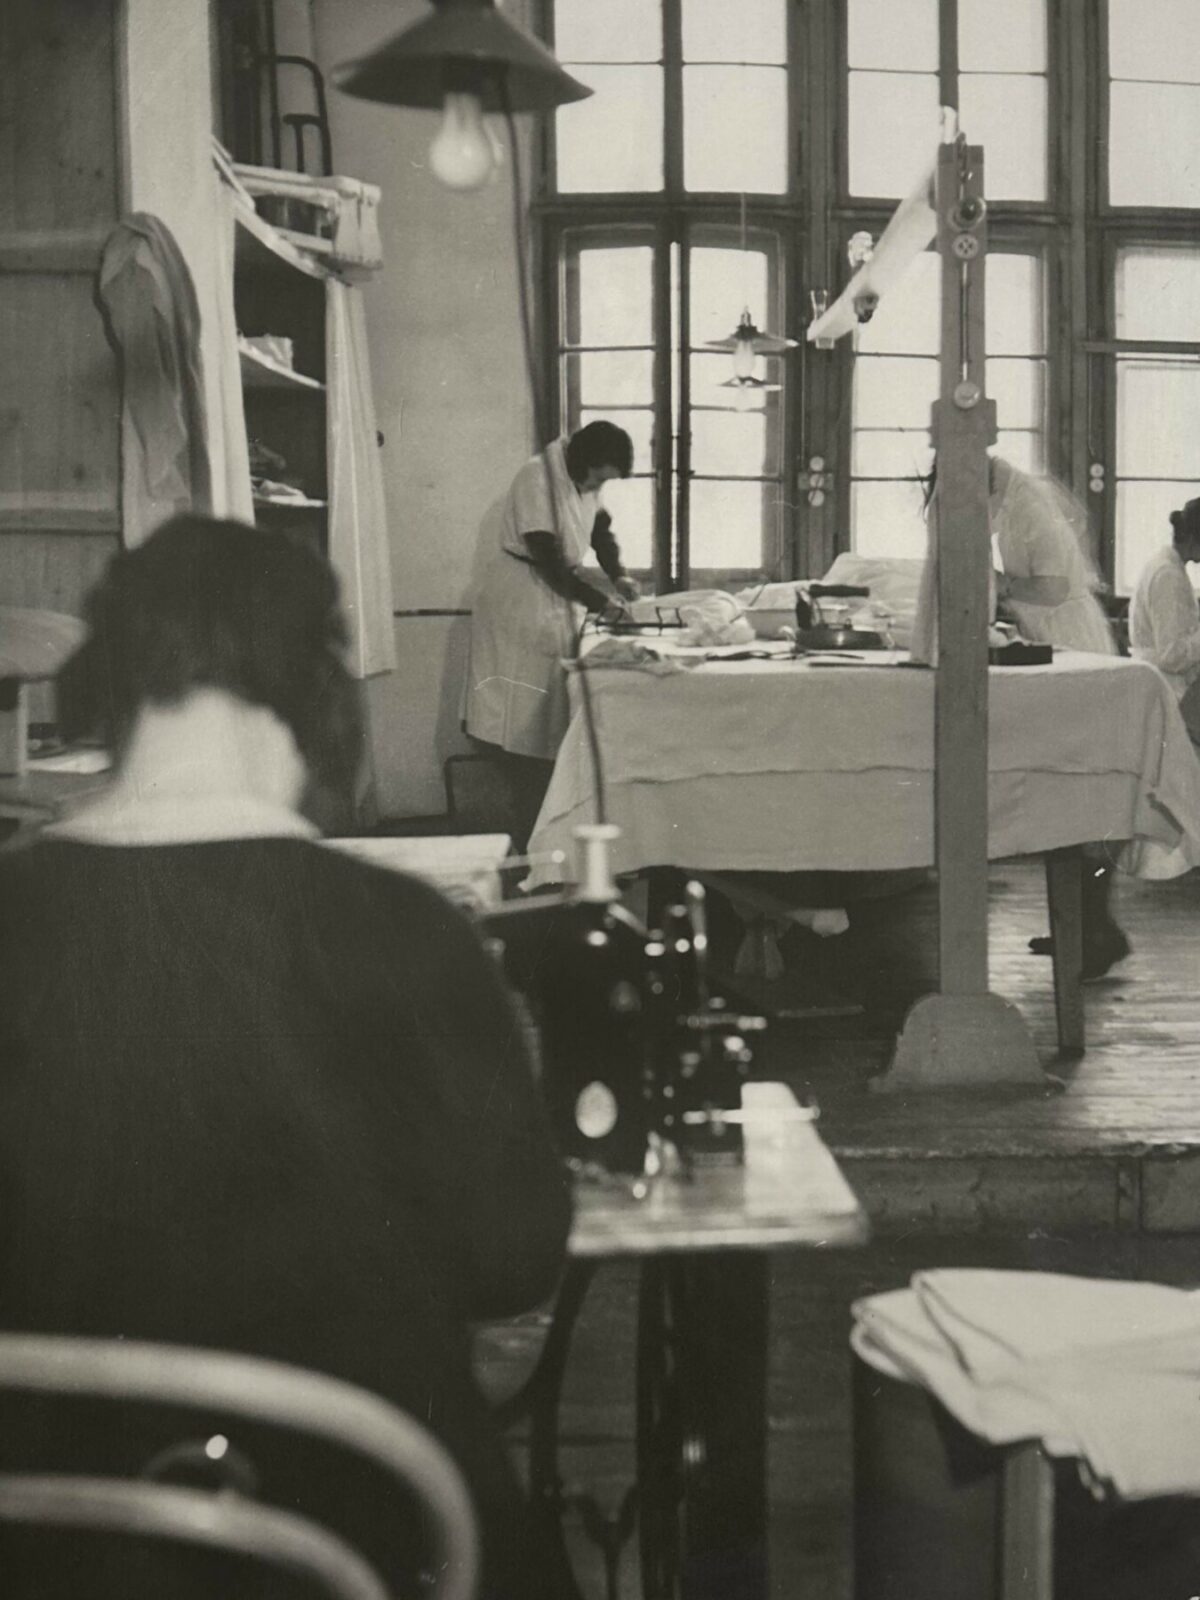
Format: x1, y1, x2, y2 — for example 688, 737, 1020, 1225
332, 0, 593, 113
719, 375, 781, 393
704, 310, 797, 357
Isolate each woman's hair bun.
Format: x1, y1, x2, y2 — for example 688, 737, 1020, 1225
1170, 509, 1183, 529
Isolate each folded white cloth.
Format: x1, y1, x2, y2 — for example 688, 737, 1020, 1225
852, 1270, 1200, 1501
679, 606, 754, 647
574, 637, 690, 674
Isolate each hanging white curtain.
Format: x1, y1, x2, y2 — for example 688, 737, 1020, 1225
325, 278, 397, 678
210, 169, 256, 525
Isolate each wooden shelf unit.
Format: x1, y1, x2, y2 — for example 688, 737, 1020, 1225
233, 200, 329, 555
252, 494, 327, 511
237, 337, 324, 393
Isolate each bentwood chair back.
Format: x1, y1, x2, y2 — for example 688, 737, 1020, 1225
0, 1335, 479, 1600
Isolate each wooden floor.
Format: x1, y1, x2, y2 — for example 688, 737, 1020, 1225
801, 859, 1200, 1230
478, 859, 1200, 1600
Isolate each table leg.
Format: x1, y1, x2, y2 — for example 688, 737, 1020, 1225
1044, 848, 1084, 1055
636, 1255, 769, 1600
999, 1443, 1055, 1600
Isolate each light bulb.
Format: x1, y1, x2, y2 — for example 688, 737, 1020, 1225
429, 93, 495, 191
732, 336, 756, 383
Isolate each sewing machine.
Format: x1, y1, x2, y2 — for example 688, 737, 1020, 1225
483, 827, 766, 1176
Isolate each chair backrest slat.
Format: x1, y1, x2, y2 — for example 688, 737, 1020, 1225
0, 1335, 479, 1600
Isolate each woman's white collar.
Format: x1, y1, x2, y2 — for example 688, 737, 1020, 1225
45, 791, 318, 847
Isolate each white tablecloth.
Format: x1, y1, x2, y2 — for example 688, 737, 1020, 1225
528, 650, 1200, 885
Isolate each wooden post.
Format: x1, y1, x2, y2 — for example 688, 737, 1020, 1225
878, 142, 1043, 1090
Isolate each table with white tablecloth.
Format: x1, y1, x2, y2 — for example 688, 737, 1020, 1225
528, 647, 1200, 1051
528, 649, 1200, 884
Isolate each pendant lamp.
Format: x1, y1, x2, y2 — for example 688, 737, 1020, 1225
719, 369, 780, 413
333, 0, 592, 191
713, 312, 786, 390
705, 196, 796, 383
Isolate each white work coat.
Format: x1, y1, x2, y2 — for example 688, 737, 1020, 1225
465, 439, 601, 759
992, 471, 1115, 655
1130, 544, 1200, 700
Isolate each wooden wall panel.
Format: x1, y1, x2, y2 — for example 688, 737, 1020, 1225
0, 0, 120, 610
0, 532, 118, 616
0, 0, 118, 230
0, 276, 120, 530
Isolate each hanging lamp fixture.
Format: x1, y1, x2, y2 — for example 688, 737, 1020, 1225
332, 0, 592, 192
713, 311, 785, 392
705, 195, 796, 388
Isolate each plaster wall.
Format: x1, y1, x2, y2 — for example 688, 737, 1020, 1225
313, 0, 537, 816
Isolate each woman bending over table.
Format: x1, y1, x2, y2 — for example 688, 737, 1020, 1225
988, 456, 1116, 656
990, 458, 1129, 974
928, 456, 1127, 977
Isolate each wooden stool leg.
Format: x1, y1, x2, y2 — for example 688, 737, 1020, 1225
1044, 848, 1085, 1055
998, 1442, 1055, 1600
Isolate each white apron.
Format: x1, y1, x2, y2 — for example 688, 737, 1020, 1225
464, 440, 599, 759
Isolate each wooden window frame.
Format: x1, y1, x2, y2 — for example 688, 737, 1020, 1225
536, 0, 805, 586
535, 0, 1200, 591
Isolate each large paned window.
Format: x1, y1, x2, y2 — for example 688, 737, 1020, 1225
1111, 250, 1200, 591
553, 1, 789, 198
537, 2, 1200, 592
555, 222, 788, 584
545, 0, 793, 587
844, 0, 1050, 557
1105, 9, 1200, 591
850, 250, 1046, 558
843, 0, 1050, 203
1107, 0, 1200, 209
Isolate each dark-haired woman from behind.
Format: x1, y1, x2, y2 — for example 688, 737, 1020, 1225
0, 514, 571, 1599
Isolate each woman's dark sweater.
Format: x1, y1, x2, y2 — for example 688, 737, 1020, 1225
0, 836, 572, 1596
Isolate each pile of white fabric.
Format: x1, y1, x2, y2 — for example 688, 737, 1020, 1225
853, 1270, 1200, 1501
629, 589, 755, 646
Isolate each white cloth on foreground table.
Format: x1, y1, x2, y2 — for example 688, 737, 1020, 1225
852, 1269, 1200, 1501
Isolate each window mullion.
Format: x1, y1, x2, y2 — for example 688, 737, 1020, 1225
663, 0, 684, 587
653, 219, 676, 591
676, 220, 692, 587
1063, 0, 1098, 480
662, 0, 684, 198
798, 0, 839, 577
938, 0, 959, 111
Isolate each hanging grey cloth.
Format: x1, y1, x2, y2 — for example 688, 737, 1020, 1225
97, 212, 212, 544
